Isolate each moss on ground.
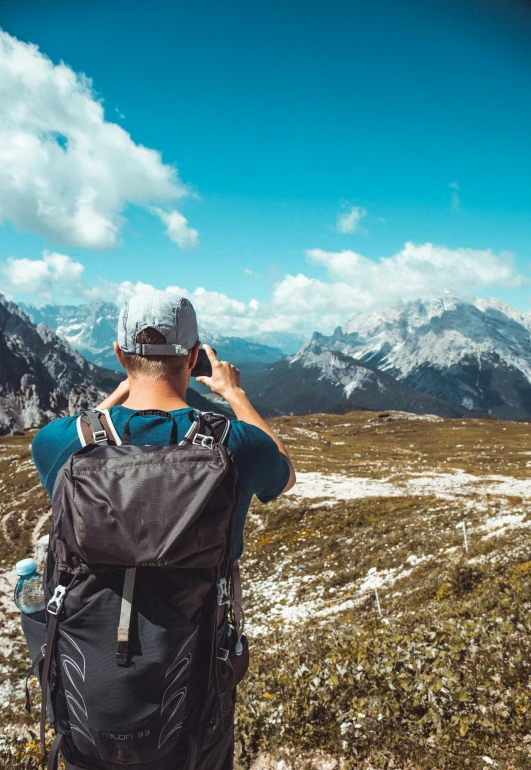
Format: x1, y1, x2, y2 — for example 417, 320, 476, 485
1, 413, 531, 769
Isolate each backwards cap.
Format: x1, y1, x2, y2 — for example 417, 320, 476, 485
118, 290, 199, 356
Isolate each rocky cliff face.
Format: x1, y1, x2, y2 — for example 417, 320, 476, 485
245, 338, 468, 418
0, 296, 120, 433
300, 297, 531, 420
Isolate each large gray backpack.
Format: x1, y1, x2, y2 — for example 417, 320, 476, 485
22, 408, 247, 770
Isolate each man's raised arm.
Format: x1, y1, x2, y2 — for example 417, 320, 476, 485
196, 345, 296, 492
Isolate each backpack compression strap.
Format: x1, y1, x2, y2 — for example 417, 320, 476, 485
77, 408, 122, 447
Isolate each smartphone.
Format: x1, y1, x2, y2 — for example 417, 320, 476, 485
191, 348, 216, 378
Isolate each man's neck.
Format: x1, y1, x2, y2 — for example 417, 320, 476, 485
121, 376, 189, 412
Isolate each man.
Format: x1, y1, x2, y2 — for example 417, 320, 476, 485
32, 290, 296, 561
30, 290, 296, 769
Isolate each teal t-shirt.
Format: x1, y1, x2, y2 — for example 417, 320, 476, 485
31, 406, 290, 560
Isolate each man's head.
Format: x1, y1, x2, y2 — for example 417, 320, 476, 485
114, 290, 200, 381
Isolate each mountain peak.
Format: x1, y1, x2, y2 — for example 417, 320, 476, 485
298, 295, 531, 420
0, 299, 121, 434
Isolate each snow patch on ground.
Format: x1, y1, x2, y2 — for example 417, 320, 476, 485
286, 470, 531, 501
284, 472, 402, 500
247, 469, 531, 636
479, 512, 531, 540
246, 557, 437, 635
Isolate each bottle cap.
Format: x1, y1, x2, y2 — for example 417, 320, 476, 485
16, 558, 37, 577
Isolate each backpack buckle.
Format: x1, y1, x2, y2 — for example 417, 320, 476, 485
93, 429, 108, 444
217, 577, 229, 606
217, 647, 229, 661
192, 433, 214, 449
47, 585, 67, 616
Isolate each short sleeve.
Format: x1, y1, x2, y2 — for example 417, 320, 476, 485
31, 416, 82, 498
228, 422, 290, 504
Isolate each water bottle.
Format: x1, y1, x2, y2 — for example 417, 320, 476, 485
14, 558, 45, 621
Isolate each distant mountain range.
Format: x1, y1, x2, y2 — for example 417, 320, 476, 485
245, 297, 531, 420
0, 297, 228, 434
244, 339, 468, 418
22, 302, 122, 370
21, 302, 297, 370
9, 295, 531, 426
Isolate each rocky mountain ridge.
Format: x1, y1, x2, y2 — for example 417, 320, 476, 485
257, 296, 531, 420
22, 301, 121, 370
0, 297, 229, 434
17, 295, 531, 421
0, 296, 121, 433
245, 338, 469, 418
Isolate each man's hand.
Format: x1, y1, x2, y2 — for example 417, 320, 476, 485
197, 345, 296, 493
196, 345, 242, 400
96, 378, 130, 411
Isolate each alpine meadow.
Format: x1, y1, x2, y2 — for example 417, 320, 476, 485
1, 0, 531, 768
1, 411, 531, 768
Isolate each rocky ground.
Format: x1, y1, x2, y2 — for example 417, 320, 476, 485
0, 412, 530, 769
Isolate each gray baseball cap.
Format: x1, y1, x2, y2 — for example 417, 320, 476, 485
118, 290, 199, 356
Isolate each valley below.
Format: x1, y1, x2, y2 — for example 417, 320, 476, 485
0, 411, 530, 769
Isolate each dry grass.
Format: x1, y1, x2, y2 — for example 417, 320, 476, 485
1, 412, 531, 769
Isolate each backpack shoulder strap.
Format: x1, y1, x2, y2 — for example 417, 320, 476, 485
179, 410, 231, 448
76, 408, 123, 447
201, 412, 231, 445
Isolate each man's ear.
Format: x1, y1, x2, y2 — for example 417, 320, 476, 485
188, 341, 200, 370
114, 341, 126, 370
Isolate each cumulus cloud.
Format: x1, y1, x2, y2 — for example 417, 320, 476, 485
151, 208, 198, 250
1, 252, 88, 303
0, 252, 260, 332
0, 31, 195, 249
1, 242, 526, 336
268, 242, 525, 332
111, 281, 260, 337
336, 206, 367, 234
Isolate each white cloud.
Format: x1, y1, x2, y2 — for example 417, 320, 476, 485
152, 208, 198, 250
266, 242, 525, 332
306, 243, 524, 291
336, 206, 367, 234
0, 31, 196, 249
1, 242, 526, 337
112, 281, 260, 336
1, 252, 88, 302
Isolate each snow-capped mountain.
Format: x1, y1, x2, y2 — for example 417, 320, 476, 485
18, 295, 531, 420
23, 302, 121, 369
245, 338, 468, 418
300, 297, 531, 420
22, 303, 287, 369
0, 296, 121, 433
0, 298, 229, 433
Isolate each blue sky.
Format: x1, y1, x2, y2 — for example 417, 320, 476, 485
0, 0, 530, 335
